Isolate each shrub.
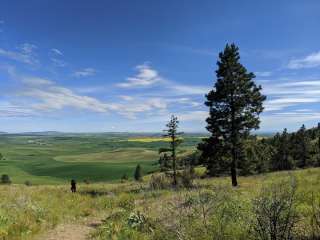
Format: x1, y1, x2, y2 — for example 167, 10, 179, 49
177, 167, 195, 188
149, 174, 172, 190
0, 215, 9, 238
0, 174, 11, 184
117, 194, 135, 211
311, 193, 320, 238
121, 174, 129, 182
127, 211, 146, 230
24, 180, 32, 186
134, 164, 142, 181
156, 186, 250, 240
252, 178, 299, 240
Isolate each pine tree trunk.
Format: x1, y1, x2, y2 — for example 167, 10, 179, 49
172, 140, 177, 186
231, 101, 238, 187
231, 147, 238, 187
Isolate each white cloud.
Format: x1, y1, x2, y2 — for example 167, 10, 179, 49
0, 102, 34, 117
288, 51, 320, 69
19, 43, 37, 54
73, 68, 96, 77
261, 111, 320, 131
51, 58, 67, 67
0, 43, 39, 65
170, 84, 209, 95
23, 76, 53, 86
17, 76, 109, 113
119, 95, 134, 101
255, 71, 272, 77
51, 48, 63, 56
49, 48, 66, 67
117, 64, 163, 88
258, 79, 320, 112
264, 97, 320, 111
177, 111, 208, 121
114, 98, 168, 119
117, 63, 209, 96
1, 66, 170, 119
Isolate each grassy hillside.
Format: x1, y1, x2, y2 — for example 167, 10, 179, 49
0, 134, 200, 184
0, 168, 319, 239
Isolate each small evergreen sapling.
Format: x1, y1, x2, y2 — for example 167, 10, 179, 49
134, 164, 142, 181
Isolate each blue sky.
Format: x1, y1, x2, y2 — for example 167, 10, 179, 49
0, 0, 320, 133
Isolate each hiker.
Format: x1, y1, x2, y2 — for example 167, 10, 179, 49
71, 179, 76, 193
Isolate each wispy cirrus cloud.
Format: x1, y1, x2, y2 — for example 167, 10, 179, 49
260, 111, 320, 131
0, 102, 34, 117
287, 51, 320, 69
51, 48, 63, 56
255, 71, 272, 77
119, 95, 134, 101
0, 43, 39, 65
169, 84, 209, 95
49, 48, 66, 67
259, 79, 320, 112
1, 66, 172, 119
20, 76, 109, 113
19, 43, 37, 54
73, 68, 96, 77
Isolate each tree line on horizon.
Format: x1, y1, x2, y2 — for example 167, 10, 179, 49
160, 43, 320, 187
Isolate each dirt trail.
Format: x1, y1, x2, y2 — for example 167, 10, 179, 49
35, 218, 102, 240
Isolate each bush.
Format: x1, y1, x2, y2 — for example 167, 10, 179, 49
177, 167, 195, 188
24, 180, 32, 186
127, 211, 146, 230
117, 194, 135, 211
134, 164, 143, 181
0, 174, 11, 184
252, 178, 299, 240
156, 186, 250, 240
149, 174, 172, 190
311, 193, 320, 238
121, 174, 129, 182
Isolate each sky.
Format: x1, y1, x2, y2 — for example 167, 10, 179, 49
0, 0, 320, 133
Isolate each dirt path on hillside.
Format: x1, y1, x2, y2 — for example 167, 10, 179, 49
35, 218, 102, 240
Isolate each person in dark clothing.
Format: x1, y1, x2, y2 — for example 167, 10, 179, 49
71, 179, 76, 193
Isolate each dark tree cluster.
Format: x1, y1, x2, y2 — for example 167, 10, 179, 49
267, 124, 320, 171
199, 123, 320, 181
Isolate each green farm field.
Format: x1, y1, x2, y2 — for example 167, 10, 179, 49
0, 133, 203, 184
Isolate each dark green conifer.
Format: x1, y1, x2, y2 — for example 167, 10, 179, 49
198, 43, 266, 186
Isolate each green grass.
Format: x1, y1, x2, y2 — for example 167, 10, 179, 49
54, 148, 158, 163
0, 134, 201, 184
0, 168, 319, 239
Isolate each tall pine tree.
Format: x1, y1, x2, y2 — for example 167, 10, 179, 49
161, 115, 183, 186
198, 44, 266, 186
